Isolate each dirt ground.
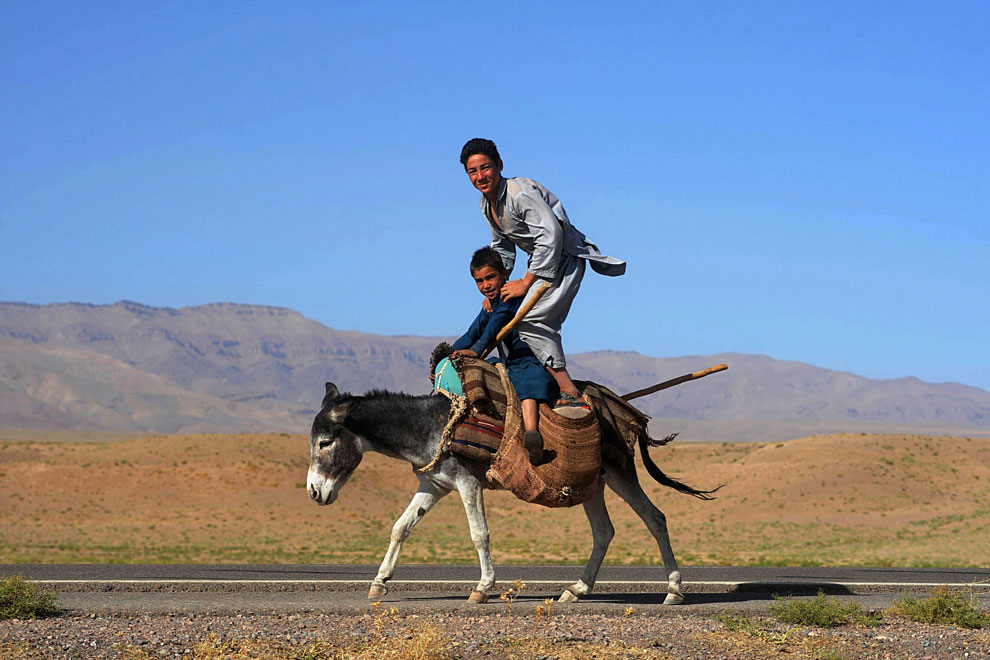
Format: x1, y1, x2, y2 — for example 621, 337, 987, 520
3, 608, 990, 660
1, 431, 988, 566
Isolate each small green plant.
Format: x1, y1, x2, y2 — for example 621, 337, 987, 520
768, 591, 881, 628
0, 574, 60, 619
768, 626, 799, 645
890, 586, 990, 629
713, 610, 765, 635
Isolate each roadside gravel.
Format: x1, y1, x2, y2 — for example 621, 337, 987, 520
3, 609, 989, 659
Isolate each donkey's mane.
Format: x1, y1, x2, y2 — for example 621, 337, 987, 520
361, 389, 428, 400
326, 389, 424, 406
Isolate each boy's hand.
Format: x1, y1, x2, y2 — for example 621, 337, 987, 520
452, 349, 478, 359
500, 278, 531, 301
482, 297, 493, 313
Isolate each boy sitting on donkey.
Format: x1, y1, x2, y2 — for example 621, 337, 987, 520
437, 246, 554, 464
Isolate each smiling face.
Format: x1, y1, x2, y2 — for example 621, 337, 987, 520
464, 153, 503, 199
472, 264, 507, 302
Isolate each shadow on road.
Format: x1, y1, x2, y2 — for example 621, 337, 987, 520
395, 582, 859, 606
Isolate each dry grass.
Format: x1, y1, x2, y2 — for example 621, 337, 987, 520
0, 431, 988, 566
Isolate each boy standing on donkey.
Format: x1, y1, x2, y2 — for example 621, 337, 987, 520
459, 138, 626, 408
446, 246, 554, 464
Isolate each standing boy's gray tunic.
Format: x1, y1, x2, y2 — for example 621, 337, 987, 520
481, 176, 625, 369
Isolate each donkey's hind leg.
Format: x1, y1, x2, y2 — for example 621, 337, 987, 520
606, 459, 684, 605
369, 481, 448, 599
559, 478, 612, 603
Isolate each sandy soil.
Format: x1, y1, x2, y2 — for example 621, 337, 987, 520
1, 431, 988, 566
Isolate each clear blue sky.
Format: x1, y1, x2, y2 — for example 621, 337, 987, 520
2, 2, 987, 390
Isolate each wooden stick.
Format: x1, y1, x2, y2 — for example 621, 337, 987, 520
621, 363, 728, 401
479, 282, 552, 359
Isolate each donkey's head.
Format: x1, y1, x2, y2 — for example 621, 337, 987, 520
307, 382, 366, 506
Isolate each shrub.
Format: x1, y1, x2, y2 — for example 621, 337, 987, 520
0, 574, 60, 620
769, 591, 881, 628
891, 586, 990, 629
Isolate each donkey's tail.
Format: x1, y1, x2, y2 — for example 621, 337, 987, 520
638, 435, 723, 500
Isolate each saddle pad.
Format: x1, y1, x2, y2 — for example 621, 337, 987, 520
455, 357, 509, 419
436, 357, 656, 498
452, 360, 649, 463
580, 383, 652, 467
449, 414, 504, 463
433, 357, 463, 397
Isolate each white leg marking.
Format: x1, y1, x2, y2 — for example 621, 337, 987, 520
558, 579, 591, 603
458, 479, 494, 596
664, 569, 684, 605
371, 487, 444, 599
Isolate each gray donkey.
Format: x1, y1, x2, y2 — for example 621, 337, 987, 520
306, 382, 718, 604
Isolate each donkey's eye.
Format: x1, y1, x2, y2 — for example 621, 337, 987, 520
318, 439, 334, 450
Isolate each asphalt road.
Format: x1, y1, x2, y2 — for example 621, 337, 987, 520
6, 564, 989, 615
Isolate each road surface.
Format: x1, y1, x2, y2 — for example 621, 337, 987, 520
5, 564, 988, 615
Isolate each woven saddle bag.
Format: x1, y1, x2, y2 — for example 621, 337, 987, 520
485, 363, 601, 508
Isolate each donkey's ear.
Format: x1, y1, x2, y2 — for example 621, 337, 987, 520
321, 383, 341, 410
329, 400, 355, 424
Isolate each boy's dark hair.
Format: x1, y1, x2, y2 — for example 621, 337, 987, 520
460, 138, 501, 168
470, 246, 507, 275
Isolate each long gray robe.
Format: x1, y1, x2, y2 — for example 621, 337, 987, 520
481, 176, 625, 368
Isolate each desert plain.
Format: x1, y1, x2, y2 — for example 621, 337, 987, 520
1, 430, 987, 568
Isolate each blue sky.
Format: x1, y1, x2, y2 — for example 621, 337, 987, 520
2, 2, 987, 390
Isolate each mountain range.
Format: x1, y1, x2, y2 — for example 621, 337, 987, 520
1, 301, 987, 442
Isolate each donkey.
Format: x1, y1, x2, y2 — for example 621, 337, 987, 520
306, 382, 718, 604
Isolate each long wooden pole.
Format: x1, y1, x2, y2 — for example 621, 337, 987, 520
479, 282, 552, 359
621, 363, 728, 401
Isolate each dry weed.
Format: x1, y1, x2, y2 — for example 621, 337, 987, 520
499, 579, 525, 636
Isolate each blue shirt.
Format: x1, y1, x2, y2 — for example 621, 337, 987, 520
451, 297, 554, 402
451, 297, 533, 360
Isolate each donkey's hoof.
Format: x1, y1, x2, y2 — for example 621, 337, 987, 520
663, 591, 684, 605
468, 590, 488, 604
368, 583, 388, 599
557, 589, 580, 604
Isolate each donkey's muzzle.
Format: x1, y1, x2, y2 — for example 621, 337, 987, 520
308, 482, 337, 506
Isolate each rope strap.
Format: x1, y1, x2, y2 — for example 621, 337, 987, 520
417, 393, 470, 473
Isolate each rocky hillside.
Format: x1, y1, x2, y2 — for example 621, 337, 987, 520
1, 301, 987, 440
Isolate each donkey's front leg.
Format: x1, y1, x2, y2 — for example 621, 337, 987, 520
458, 478, 494, 603
369, 482, 447, 599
